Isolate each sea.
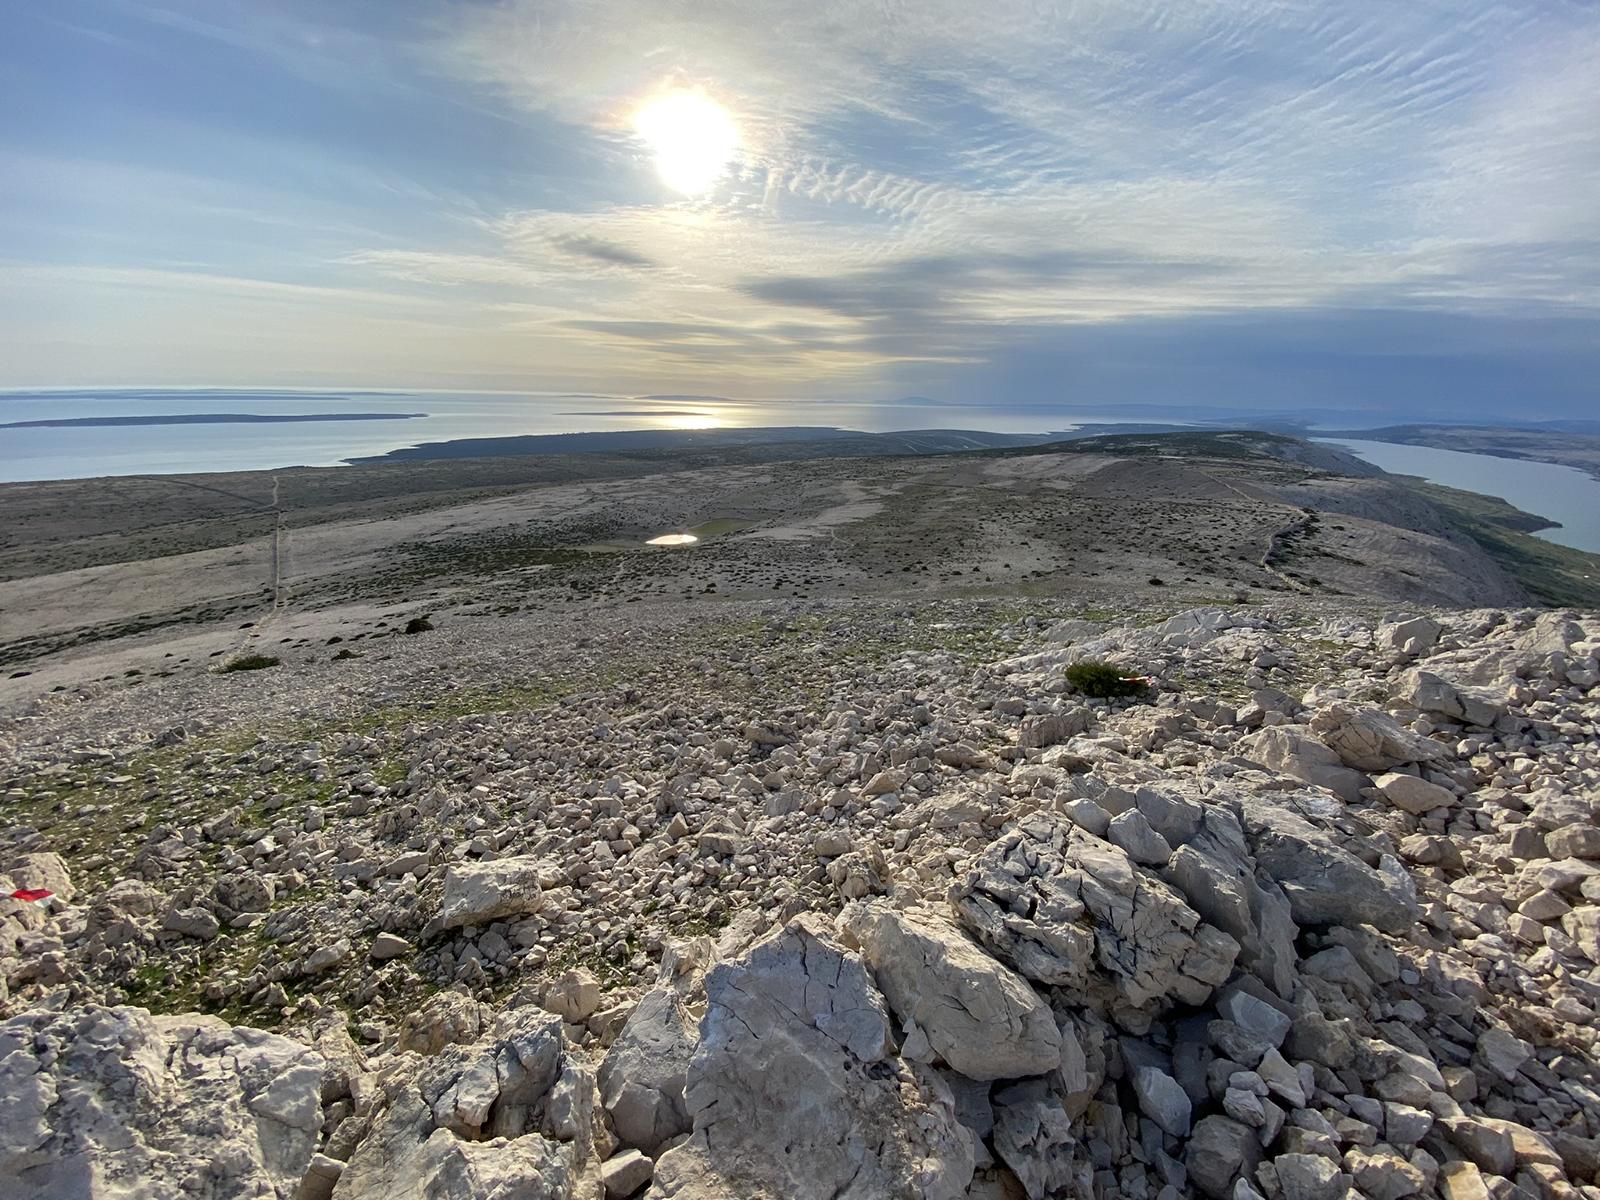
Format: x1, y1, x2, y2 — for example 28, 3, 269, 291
0, 389, 1150, 483
1320, 438, 1600, 555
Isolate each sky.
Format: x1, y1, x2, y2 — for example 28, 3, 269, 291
2, 0, 1598, 418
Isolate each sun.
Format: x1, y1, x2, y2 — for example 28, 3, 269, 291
632, 90, 738, 195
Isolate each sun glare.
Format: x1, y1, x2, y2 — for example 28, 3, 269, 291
632, 90, 738, 195
658, 411, 723, 430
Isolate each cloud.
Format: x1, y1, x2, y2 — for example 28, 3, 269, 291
548, 234, 657, 269
9, 0, 1599, 406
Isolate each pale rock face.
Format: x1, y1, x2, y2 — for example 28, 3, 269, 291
651, 916, 974, 1200
3, 853, 75, 904
1273, 1151, 1351, 1200
1017, 707, 1091, 749
951, 814, 1239, 1024
1236, 796, 1420, 933
890, 790, 989, 832
1235, 726, 1369, 803
597, 987, 694, 1153
1373, 771, 1457, 814
543, 968, 603, 1022
1474, 1026, 1532, 1080
215, 871, 274, 914
602, 1149, 653, 1199
1308, 703, 1448, 772
1215, 987, 1292, 1047
1163, 806, 1299, 999
163, 905, 221, 940
1376, 616, 1442, 657
862, 768, 907, 796
1395, 668, 1505, 728
1105, 808, 1173, 866
0, 1005, 324, 1200
1187, 1114, 1262, 1198
395, 991, 489, 1056
334, 1007, 597, 1200
991, 1080, 1079, 1199
1547, 824, 1600, 860
1130, 1064, 1191, 1137
369, 932, 412, 960
841, 900, 1062, 1081
437, 856, 551, 929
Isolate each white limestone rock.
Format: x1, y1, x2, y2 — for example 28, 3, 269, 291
333, 1007, 597, 1200
841, 900, 1061, 1081
1, 1005, 324, 1200
437, 856, 552, 930
598, 988, 694, 1154
951, 814, 1239, 1024
1309, 703, 1448, 771
651, 915, 974, 1200
1235, 727, 1369, 804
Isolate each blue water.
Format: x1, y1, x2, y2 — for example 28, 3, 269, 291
1320, 438, 1600, 554
0, 389, 1150, 483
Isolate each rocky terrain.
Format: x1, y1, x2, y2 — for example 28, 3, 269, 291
6, 593, 1600, 1200
14, 431, 1596, 698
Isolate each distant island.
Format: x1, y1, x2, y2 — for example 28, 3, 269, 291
1, 412, 426, 429
346, 425, 1050, 463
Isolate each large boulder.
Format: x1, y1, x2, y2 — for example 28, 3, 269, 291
1018, 708, 1092, 749
1376, 616, 1441, 657
334, 1008, 598, 1200
950, 815, 1239, 1026
1162, 806, 1299, 999
1373, 772, 1456, 815
598, 988, 694, 1154
841, 901, 1061, 1081
1236, 727, 1368, 803
650, 916, 974, 1200
1, 1005, 324, 1200
3, 853, 75, 904
1187, 1114, 1262, 1199
436, 856, 551, 930
1236, 796, 1420, 932
1309, 704, 1448, 772
991, 1079, 1080, 1198
1395, 669, 1505, 728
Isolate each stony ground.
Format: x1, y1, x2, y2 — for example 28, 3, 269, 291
6, 437, 1600, 1199
2, 438, 1551, 697
5, 593, 1600, 1200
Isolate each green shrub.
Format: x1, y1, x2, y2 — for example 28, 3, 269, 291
219, 654, 279, 673
1064, 659, 1147, 698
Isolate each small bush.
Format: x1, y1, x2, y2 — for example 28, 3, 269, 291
403, 615, 434, 635
1065, 659, 1147, 699
219, 654, 279, 673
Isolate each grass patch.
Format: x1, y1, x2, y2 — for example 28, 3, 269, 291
219, 654, 280, 673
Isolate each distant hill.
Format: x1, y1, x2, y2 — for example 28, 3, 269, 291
347, 426, 1052, 464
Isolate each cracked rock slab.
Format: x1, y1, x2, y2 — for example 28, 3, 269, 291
651, 915, 974, 1200
841, 900, 1061, 1081
1, 1005, 324, 1200
951, 814, 1239, 1025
